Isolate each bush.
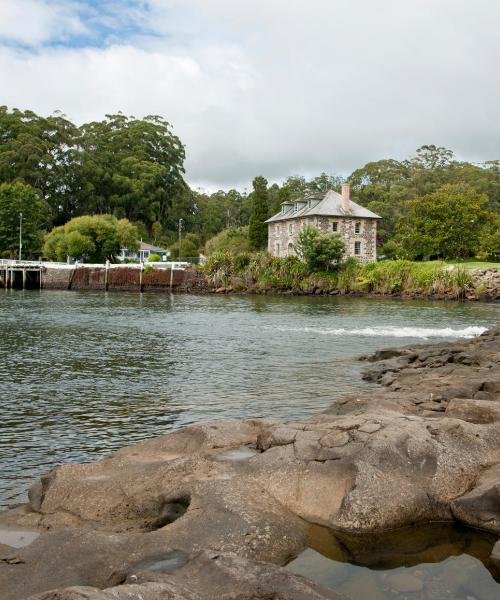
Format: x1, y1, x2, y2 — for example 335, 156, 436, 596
147, 253, 162, 262
295, 226, 345, 271
205, 226, 251, 255
44, 215, 138, 263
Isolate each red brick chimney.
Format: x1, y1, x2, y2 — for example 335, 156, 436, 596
342, 183, 350, 212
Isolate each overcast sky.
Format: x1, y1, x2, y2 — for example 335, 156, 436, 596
0, 0, 499, 190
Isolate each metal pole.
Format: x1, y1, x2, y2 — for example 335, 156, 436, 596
19, 212, 23, 261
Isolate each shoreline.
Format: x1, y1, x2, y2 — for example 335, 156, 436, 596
1, 329, 500, 599
1, 263, 499, 302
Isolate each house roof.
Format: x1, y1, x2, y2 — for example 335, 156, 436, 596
265, 190, 381, 223
140, 241, 168, 252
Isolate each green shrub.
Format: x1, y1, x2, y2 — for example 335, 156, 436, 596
147, 253, 162, 262
295, 226, 345, 271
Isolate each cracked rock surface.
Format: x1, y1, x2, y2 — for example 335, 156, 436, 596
1, 329, 500, 599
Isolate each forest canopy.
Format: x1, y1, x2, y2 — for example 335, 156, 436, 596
0, 105, 498, 261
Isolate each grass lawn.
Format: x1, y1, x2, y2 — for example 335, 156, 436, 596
445, 260, 500, 270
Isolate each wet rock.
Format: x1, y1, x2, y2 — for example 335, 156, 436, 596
452, 464, 500, 532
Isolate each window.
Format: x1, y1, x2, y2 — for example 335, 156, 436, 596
355, 222, 361, 234
276, 243, 280, 257
332, 222, 338, 233
276, 224, 280, 235
354, 241, 361, 255
289, 223, 293, 235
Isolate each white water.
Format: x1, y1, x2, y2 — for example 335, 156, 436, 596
278, 325, 489, 339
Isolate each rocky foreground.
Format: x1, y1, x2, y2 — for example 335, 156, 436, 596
1, 330, 500, 599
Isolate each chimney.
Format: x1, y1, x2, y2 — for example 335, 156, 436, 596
341, 183, 350, 212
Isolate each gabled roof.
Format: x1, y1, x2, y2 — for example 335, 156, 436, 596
140, 241, 168, 252
265, 190, 381, 223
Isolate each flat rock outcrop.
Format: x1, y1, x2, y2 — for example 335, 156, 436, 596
1, 330, 500, 599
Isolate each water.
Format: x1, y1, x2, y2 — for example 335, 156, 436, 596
286, 523, 500, 599
0, 290, 498, 507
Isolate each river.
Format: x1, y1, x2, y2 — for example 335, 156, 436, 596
0, 290, 498, 507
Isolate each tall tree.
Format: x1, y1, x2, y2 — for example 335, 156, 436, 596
248, 176, 269, 250
74, 113, 186, 228
398, 184, 491, 259
0, 182, 51, 258
0, 106, 78, 224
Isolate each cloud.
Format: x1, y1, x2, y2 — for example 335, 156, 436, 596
0, 0, 88, 47
0, 0, 499, 188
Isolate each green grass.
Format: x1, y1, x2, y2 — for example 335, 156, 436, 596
202, 253, 495, 298
446, 260, 499, 270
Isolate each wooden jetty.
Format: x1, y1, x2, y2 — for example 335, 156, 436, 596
0, 260, 45, 289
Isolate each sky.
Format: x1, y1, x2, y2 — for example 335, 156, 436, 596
0, 0, 499, 191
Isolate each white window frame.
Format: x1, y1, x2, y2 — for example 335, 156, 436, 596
332, 221, 338, 233
354, 241, 361, 255
288, 223, 293, 235
355, 221, 361, 234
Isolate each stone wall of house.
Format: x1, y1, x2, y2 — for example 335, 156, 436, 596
268, 217, 377, 263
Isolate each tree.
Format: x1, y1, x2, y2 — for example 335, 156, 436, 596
398, 184, 491, 259
205, 227, 251, 255
0, 182, 51, 257
248, 176, 269, 250
169, 232, 200, 259
74, 114, 186, 228
308, 172, 343, 193
43, 215, 138, 262
0, 106, 78, 224
295, 226, 345, 270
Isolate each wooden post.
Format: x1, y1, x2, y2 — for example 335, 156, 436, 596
169, 265, 174, 292
105, 260, 109, 291
4, 268, 7, 289
139, 264, 143, 293
39, 268, 43, 290
22, 268, 26, 290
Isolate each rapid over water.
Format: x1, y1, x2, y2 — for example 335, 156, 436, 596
0, 290, 498, 507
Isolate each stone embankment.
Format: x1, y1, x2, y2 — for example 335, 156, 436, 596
39, 265, 209, 293
1, 330, 500, 599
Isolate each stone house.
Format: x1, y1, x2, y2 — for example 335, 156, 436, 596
265, 184, 381, 263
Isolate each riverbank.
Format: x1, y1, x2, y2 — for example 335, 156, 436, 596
1, 329, 499, 599
203, 255, 500, 301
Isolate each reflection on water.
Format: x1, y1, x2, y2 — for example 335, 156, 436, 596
0, 290, 498, 507
286, 523, 500, 599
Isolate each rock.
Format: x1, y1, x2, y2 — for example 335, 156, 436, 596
320, 431, 350, 448
452, 463, 500, 532
358, 422, 381, 433
1, 330, 500, 599
445, 398, 500, 423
